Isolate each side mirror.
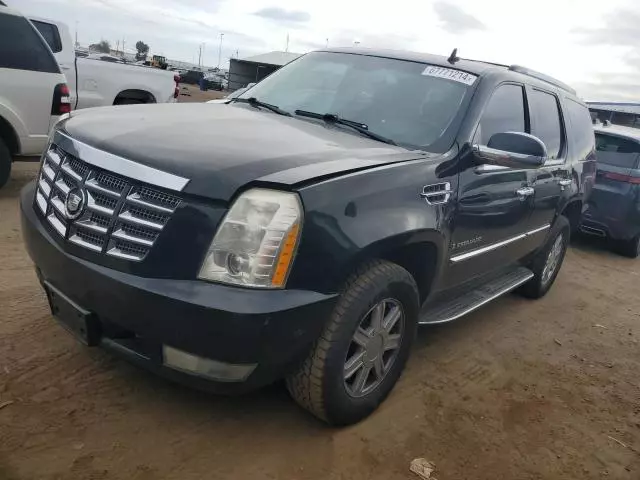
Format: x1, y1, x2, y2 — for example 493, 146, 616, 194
472, 132, 547, 169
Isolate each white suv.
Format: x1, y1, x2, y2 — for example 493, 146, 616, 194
0, 3, 70, 188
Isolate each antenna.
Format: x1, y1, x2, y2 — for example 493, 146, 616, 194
447, 48, 460, 65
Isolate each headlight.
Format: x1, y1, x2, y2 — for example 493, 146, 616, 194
198, 188, 303, 288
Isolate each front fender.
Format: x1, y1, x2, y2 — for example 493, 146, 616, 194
288, 157, 454, 293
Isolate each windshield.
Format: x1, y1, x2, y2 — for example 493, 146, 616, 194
238, 51, 475, 150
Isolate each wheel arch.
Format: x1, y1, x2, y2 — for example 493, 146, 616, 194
113, 89, 157, 105
341, 231, 443, 303
0, 114, 20, 155
559, 198, 583, 234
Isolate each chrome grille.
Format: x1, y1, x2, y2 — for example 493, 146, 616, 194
35, 143, 181, 261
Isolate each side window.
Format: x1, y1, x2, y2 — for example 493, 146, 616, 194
566, 99, 596, 161
529, 89, 563, 159
595, 133, 640, 168
31, 20, 62, 53
475, 84, 526, 145
0, 13, 59, 73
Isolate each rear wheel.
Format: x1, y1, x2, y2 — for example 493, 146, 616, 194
613, 235, 640, 258
286, 260, 419, 425
0, 137, 11, 189
518, 215, 570, 299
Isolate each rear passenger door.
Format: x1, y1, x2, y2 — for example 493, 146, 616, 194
525, 86, 569, 233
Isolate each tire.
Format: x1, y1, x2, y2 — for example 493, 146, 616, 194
518, 215, 570, 299
286, 260, 419, 425
0, 137, 11, 190
613, 236, 640, 259
113, 98, 145, 105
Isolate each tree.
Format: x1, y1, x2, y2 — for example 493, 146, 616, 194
135, 41, 150, 61
89, 40, 111, 53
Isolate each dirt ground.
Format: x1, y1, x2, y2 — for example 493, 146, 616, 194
177, 84, 226, 103
1, 162, 639, 480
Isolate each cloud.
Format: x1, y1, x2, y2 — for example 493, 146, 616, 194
324, 31, 417, 50
253, 7, 310, 24
433, 1, 485, 33
573, 9, 640, 48
573, 71, 640, 101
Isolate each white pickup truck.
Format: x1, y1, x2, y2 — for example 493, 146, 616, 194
29, 16, 178, 108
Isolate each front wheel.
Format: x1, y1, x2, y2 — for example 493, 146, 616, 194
518, 215, 570, 299
286, 260, 419, 425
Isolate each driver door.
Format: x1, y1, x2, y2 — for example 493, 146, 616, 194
443, 83, 537, 289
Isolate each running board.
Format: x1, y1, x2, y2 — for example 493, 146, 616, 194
419, 267, 534, 324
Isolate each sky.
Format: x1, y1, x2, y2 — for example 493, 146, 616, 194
14, 0, 640, 101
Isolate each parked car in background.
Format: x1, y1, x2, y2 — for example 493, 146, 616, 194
0, 3, 70, 188
203, 73, 224, 91
581, 124, 640, 257
28, 15, 179, 108
21, 48, 595, 424
206, 83, 255, 104
180, 69, 204, 85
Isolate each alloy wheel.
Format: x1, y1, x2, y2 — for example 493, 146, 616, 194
343, 298, 404, 397
542, 234, 564, 285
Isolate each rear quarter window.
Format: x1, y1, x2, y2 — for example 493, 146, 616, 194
595, 133, 640, 168
0, 12, 60, 73
31, 20, 62, 54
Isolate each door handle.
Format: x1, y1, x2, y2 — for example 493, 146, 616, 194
558, 179, 572, 189
515, 186, 535, 200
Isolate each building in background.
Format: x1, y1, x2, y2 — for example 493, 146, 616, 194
228, 51, 300, 91
588, 102, 640, 129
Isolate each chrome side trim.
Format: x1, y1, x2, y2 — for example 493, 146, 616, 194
526, 224, 551, 236
450, 224, 550, 263
451, 234, 526, 263
53, 130, 189, 192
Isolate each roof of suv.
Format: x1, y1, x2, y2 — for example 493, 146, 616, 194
321, 47, 577, 96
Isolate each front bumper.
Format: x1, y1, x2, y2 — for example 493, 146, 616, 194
20, 181, 337, 393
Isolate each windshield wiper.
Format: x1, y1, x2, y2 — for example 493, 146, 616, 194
294, 110, 397, 146
232, 97, 291, 117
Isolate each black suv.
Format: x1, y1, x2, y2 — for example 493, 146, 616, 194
20, 49, 596, 425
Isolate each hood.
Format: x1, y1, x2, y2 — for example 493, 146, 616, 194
61, 103, 423, 201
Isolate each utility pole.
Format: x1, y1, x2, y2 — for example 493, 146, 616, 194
286, 33, 289, 52
326, 38, 329, 47
217, 33, 224, 69
75, 21, 78, 48
122, 38, 125, 57
198, 43, 203, 68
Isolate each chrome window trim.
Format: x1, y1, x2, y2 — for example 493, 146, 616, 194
53, 130, 189, 192
450, 224, 550, 263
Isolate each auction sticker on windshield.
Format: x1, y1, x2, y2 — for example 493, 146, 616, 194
421, 66, 477, 85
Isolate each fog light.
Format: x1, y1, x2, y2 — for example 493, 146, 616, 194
163, 345, 256, 382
